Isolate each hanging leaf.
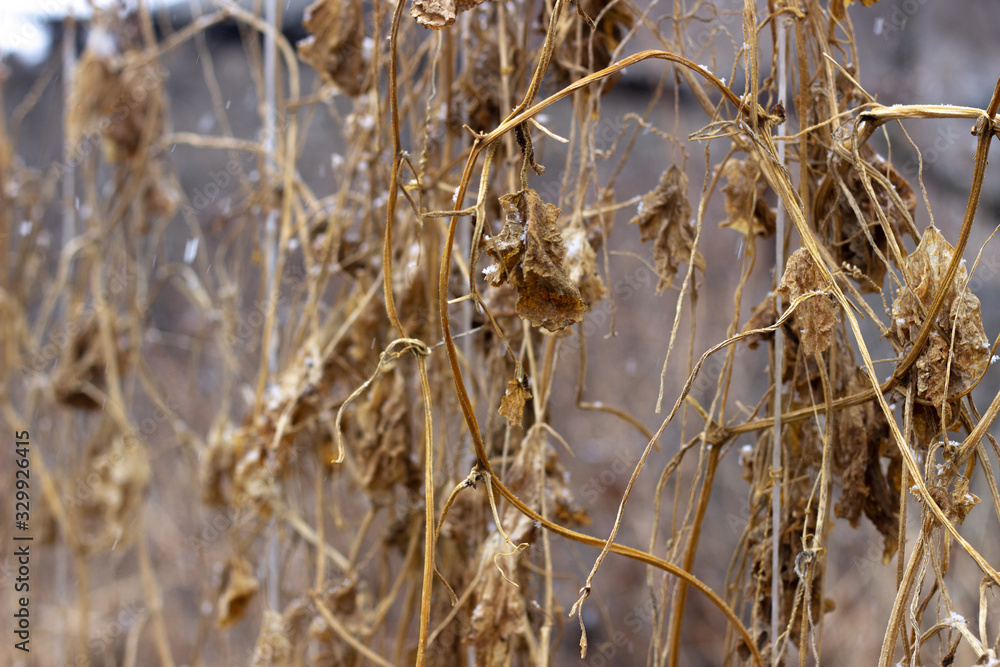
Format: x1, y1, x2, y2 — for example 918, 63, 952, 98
831, 0, 881, 21
410, 0, 489, 29
890, 226, 989, 405
498, 379, 532, 429
815, 144, 915, 293
777, 249, 839, 356
833, 369, 899, 562
298, 0, 370, 96
718, 156, 776, 238
217, 557, 260, 628
630, 166, 704, 293
483, 189, 588, 332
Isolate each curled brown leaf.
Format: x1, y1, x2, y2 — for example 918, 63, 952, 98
629, 165, 704, 293
561, 226, 606, 306
777, 248, 839, 357
719, 155, 776, 239
498, 378, 532, 429
217, 557, 260, 628
483, 188, 588, 332
298, 0, 370, 96
890, 226, 989, 405
410, 0, 489, 29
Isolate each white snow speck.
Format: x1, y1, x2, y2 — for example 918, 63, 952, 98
183, 237, 199, 264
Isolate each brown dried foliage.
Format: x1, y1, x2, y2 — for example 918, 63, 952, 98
498, 377, 532, 429
10, 1, 1000, 666
298, 0, 370, 96
816, 145, 917, 292
890, 225, 990, 405
484, 188, 588, 331
777, 248, 839, 357
217, 556, 261, 628
630, 165, 705, 292
719, 154, 776, 238
410, 0, 489, 29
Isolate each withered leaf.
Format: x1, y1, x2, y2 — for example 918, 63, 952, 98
890, 226, 990, 405
498, 379, 531, 429
68, 50, 161, 163
561, 226, 606, 306
948, 475, 980, 525
629, 166, 704, 293
777, 249, 838, 356
52, 314, 130, 410
298, 0, 369, 96
816, 145, 915, 292
831, 0, 880, 21
719, 156, 776, 238
551, 0, 633, 94
470, 431, 585, 665
631, 165, 689, 242
741, 293, 776, 349
833, 370, 899, 562
483, 188, 587, 332
75, 436, 150, 552
217, 557, 260, 628
353, 372, 420, 498
410, 0, 488, 29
